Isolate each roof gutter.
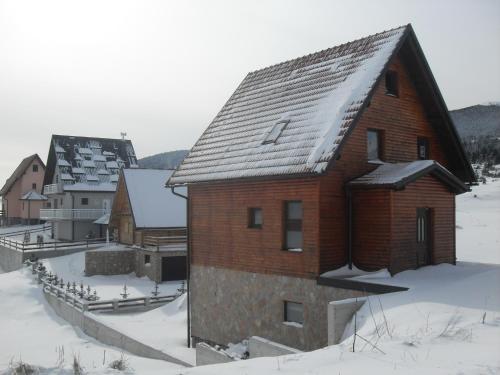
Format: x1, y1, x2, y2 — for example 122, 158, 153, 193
170, 186, 191, 348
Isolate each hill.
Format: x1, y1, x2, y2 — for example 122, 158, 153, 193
450, 103, 500, 138
138, 150, 189, 170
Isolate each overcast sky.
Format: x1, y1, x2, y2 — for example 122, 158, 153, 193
0, 0, 499, 187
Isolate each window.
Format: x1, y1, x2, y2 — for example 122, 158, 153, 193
367, 129, 382, 161
45, 202, 51, 208
284, 201, 303, 250
417, 137, 429, 160
81, 198, 89, 205
144, 254, 151, 264
385, 70, 399, 96
248, 208, 263, 228
262, 120, 289, 144
32, 183, 37, 190
32, 164, 38, 172
417, 208, 429, 243
284, 301, 304, 325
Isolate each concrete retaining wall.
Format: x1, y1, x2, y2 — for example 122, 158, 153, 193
248, 336, 301, 359
0, 245, 91, 272
195, 343, 234, 366
327, 296, 367, 345
43, 289, 191, 367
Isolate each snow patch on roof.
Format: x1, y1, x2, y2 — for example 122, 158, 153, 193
123, 169, 186, 228
349, 160, 436, 185
21, 190, 48, 200
169, 26, 407, 185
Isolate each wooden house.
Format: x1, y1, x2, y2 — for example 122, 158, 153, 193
109, 168, 187, 282
167, 25, 473, 351
0, 154, 47, 225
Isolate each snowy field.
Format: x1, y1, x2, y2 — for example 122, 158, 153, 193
42, 249, 182, 300
0, 179, 498, 374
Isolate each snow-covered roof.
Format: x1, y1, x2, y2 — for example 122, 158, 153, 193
93, 213, 110, 225
20, 190, 48, 201
55, 145, 65, 153
122, 169, 187, 228
86, 175, 99, 181
78, 148, 93, 155
82, 160, 96, 168
348, 160, 468, 193
97, 169, 110, 175
110, 174, 119, 182
93, 155, 106, 162
103, 151, 115, 156
60, 173, 75, 181
72, 167, 85, 174
106, 161, 119, 169
57, 159, 71, 167
169, 26, 408, 185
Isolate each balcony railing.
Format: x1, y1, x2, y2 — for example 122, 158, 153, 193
43, 184, 63, 195
40, 208, 107, 221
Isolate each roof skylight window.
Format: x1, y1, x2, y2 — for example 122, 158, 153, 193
262, 119, 290, 145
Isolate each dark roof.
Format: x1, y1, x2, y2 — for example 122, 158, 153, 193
347, 160, 469, 194
169, 24, 473, 186
0, 154, 45, 196
43, 135, 137, 192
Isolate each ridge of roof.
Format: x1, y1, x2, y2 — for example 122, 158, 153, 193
0, 154, 45, 196
248, 24, 409, 76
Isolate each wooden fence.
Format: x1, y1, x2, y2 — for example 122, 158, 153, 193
1, 236, 108, 253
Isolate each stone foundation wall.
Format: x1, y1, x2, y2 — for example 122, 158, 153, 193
191, 265, 366, 351
85, 249, 135, 276
135, 249, 186, 283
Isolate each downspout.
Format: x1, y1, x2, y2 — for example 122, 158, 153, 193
346, 186, 353, 270
170, 186, 191, 348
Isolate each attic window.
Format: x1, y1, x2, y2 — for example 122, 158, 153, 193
262, 120, 289, 145
385, 70, 399, 97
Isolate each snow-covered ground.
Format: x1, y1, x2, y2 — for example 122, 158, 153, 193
456, 178, 500, 264
0, 179, 498, 374
0, 267, 183, 374
0, 224, 53, 243
42, 249, 182, 300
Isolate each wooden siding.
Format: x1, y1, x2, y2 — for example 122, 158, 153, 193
317, 53, 454, 273
189, 52, 458, 277
189, 178, 320, 279
390, 175, 455, 273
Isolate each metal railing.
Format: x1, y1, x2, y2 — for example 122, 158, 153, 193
40, 208, 107, 221
43, 183, 63, 195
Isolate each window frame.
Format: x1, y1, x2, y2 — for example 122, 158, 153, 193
248, 207, 263, 229
417, 137, 429, 160
32, 164, 38, 172
81, 198, 89, 206
32, 183, 37, 190
385, 70, 399, 97
283, 300, 304, 325
144, 254, 151, 264
367, 128, 383, 162
283, 200, 303, 251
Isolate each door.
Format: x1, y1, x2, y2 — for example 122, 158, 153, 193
416, 208, 431, 267
161, 256, 187, 281
120, 217, 133, 244
103, 199, 111, 213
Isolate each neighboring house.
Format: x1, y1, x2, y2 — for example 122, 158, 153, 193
0, 154, 47, 225
40, 135, 137, 241
167, 25, 473, 351
107, 168, 187, 282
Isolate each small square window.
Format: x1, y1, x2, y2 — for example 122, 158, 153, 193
144, 254, 151, 264
81, 198, 89, 205
248, 208, 263, 228
32, 183, 37, 190
367, 129, 382, 161
32, 164, 38, 172
385, 70, 399, 97
284, 301, 304, 325
417, 137, 429, 160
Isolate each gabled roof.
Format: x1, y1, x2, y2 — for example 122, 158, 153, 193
121, 169, 187, 229
347, 160, 468, 194
0, 154, 45, 196
43, 135, 137, 192
168, 24, 473, 186
20, 190, 48, 201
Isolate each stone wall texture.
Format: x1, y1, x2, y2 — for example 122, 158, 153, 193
191, 265, 366, 351
85, 249, 135, 276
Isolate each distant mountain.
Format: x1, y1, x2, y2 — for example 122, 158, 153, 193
450, 103, 500, 173
450, 104, 500, 138
138, 150, 189, 170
